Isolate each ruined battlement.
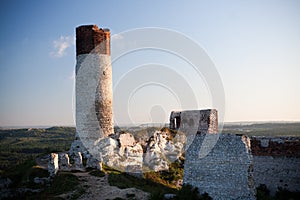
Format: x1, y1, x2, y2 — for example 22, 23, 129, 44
76, 25, 110, 55
250, 136, 300, 157
170, 109, 218, 134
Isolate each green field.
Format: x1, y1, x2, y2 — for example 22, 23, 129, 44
222, 122, 300, 136
1, 122, 300, 172
0, 126, 75, 172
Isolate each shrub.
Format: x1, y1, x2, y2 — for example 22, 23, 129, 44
89, 170, 105, 177
275, 187, 300, 200
256, 184, 271, 200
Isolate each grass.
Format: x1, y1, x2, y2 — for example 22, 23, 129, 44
223, 122, 300, 136
108, 172, 177, 195
89, 170, 106, 177
1, 125, 300, 199
25, 172, 86, 199
2, 157, 86, 199
45, 172, 79, 195
0, 127, 75, 172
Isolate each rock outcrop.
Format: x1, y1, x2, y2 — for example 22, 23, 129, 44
58, 153, 70, 171
144, 130, 185, 171
51, 129, 186, 175
48, 153, 59, 177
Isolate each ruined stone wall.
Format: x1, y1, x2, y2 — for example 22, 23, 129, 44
183, 134, 255, 200
178, 109, 255, 199
251, 137, 300, 194
170, 109, 218, 134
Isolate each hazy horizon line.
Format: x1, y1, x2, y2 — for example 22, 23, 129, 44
1, 120, 300, 129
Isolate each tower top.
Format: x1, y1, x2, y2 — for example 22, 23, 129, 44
76, 25, 110, 56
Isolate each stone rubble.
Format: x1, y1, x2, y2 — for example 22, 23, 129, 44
48, 153, 59, 177
50, 129, 186, 175
58, 153, 70, 171
144, 130, 185, 171
73, 152, 84, 171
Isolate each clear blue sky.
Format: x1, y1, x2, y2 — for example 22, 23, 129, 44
0, 0, 299, 126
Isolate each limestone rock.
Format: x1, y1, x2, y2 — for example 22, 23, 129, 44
48, 153, 59, 177
144, 131, 185, 171
58, 153, 70, 171
96, 137, 121, 167
86, 156, 103, 171
125, 165, 143, 178
118, 132, 136, 147
69, 138, 89, 158
120, 143, 144, 168
72, 152, 84, 170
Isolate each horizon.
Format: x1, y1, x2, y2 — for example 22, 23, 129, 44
0, 1, 300, 126
1, 120, 300, 130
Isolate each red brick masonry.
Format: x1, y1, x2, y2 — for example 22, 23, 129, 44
76, 25, 110, 55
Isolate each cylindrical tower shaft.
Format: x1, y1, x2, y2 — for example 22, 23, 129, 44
76, 25, 113, 138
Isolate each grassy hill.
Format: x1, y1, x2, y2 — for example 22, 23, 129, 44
0, 127, 75, 172
223, 122, 300, 136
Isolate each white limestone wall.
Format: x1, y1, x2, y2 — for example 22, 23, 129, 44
253, 156, 300, 195
74, 53, 113, 158
183, 134, 255, 200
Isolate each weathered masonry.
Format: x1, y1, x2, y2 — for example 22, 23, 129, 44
170, 109, 218, 134
64, 24, 300, 199
251, 137, 300, 195
70, 25, 114, 157
176, 110, 255, 200
76, 25, 113, 138
176, 110, 300, 200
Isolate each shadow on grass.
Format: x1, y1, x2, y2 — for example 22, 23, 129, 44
108, 172, 177, 195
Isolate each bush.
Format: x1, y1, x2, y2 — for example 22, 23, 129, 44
108, 172, 176, 196
175, 184, 212, 200
256, 184, 271, 200
89, 170, 105, 177
275, 187, 300, 200
256, 184, 300, 200
45, 172, 79, 195
149, 192, 165, 200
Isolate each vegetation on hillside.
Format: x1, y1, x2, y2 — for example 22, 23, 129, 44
0, 126, 75, 172
256, 184, 300, 200
223, 122, 300, 136
0, 124, 299, 199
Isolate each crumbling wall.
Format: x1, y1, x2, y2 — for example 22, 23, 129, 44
183, 134, 255, 200
251, 137, 300, 194
178, 109, 255, 200
170, 109, 218, 134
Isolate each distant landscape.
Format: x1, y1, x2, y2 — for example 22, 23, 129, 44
1, 122, 300, 172
1, 122, 300, 199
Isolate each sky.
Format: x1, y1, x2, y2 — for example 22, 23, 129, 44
0, 0, 299, 127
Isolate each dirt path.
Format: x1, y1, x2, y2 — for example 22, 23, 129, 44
73, 172, 149, 200
37, 154, 149, 199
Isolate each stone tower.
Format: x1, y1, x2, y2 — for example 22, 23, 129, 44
73, 25, 113, 156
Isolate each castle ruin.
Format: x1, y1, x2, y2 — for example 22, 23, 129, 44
50, 24, 300, 199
